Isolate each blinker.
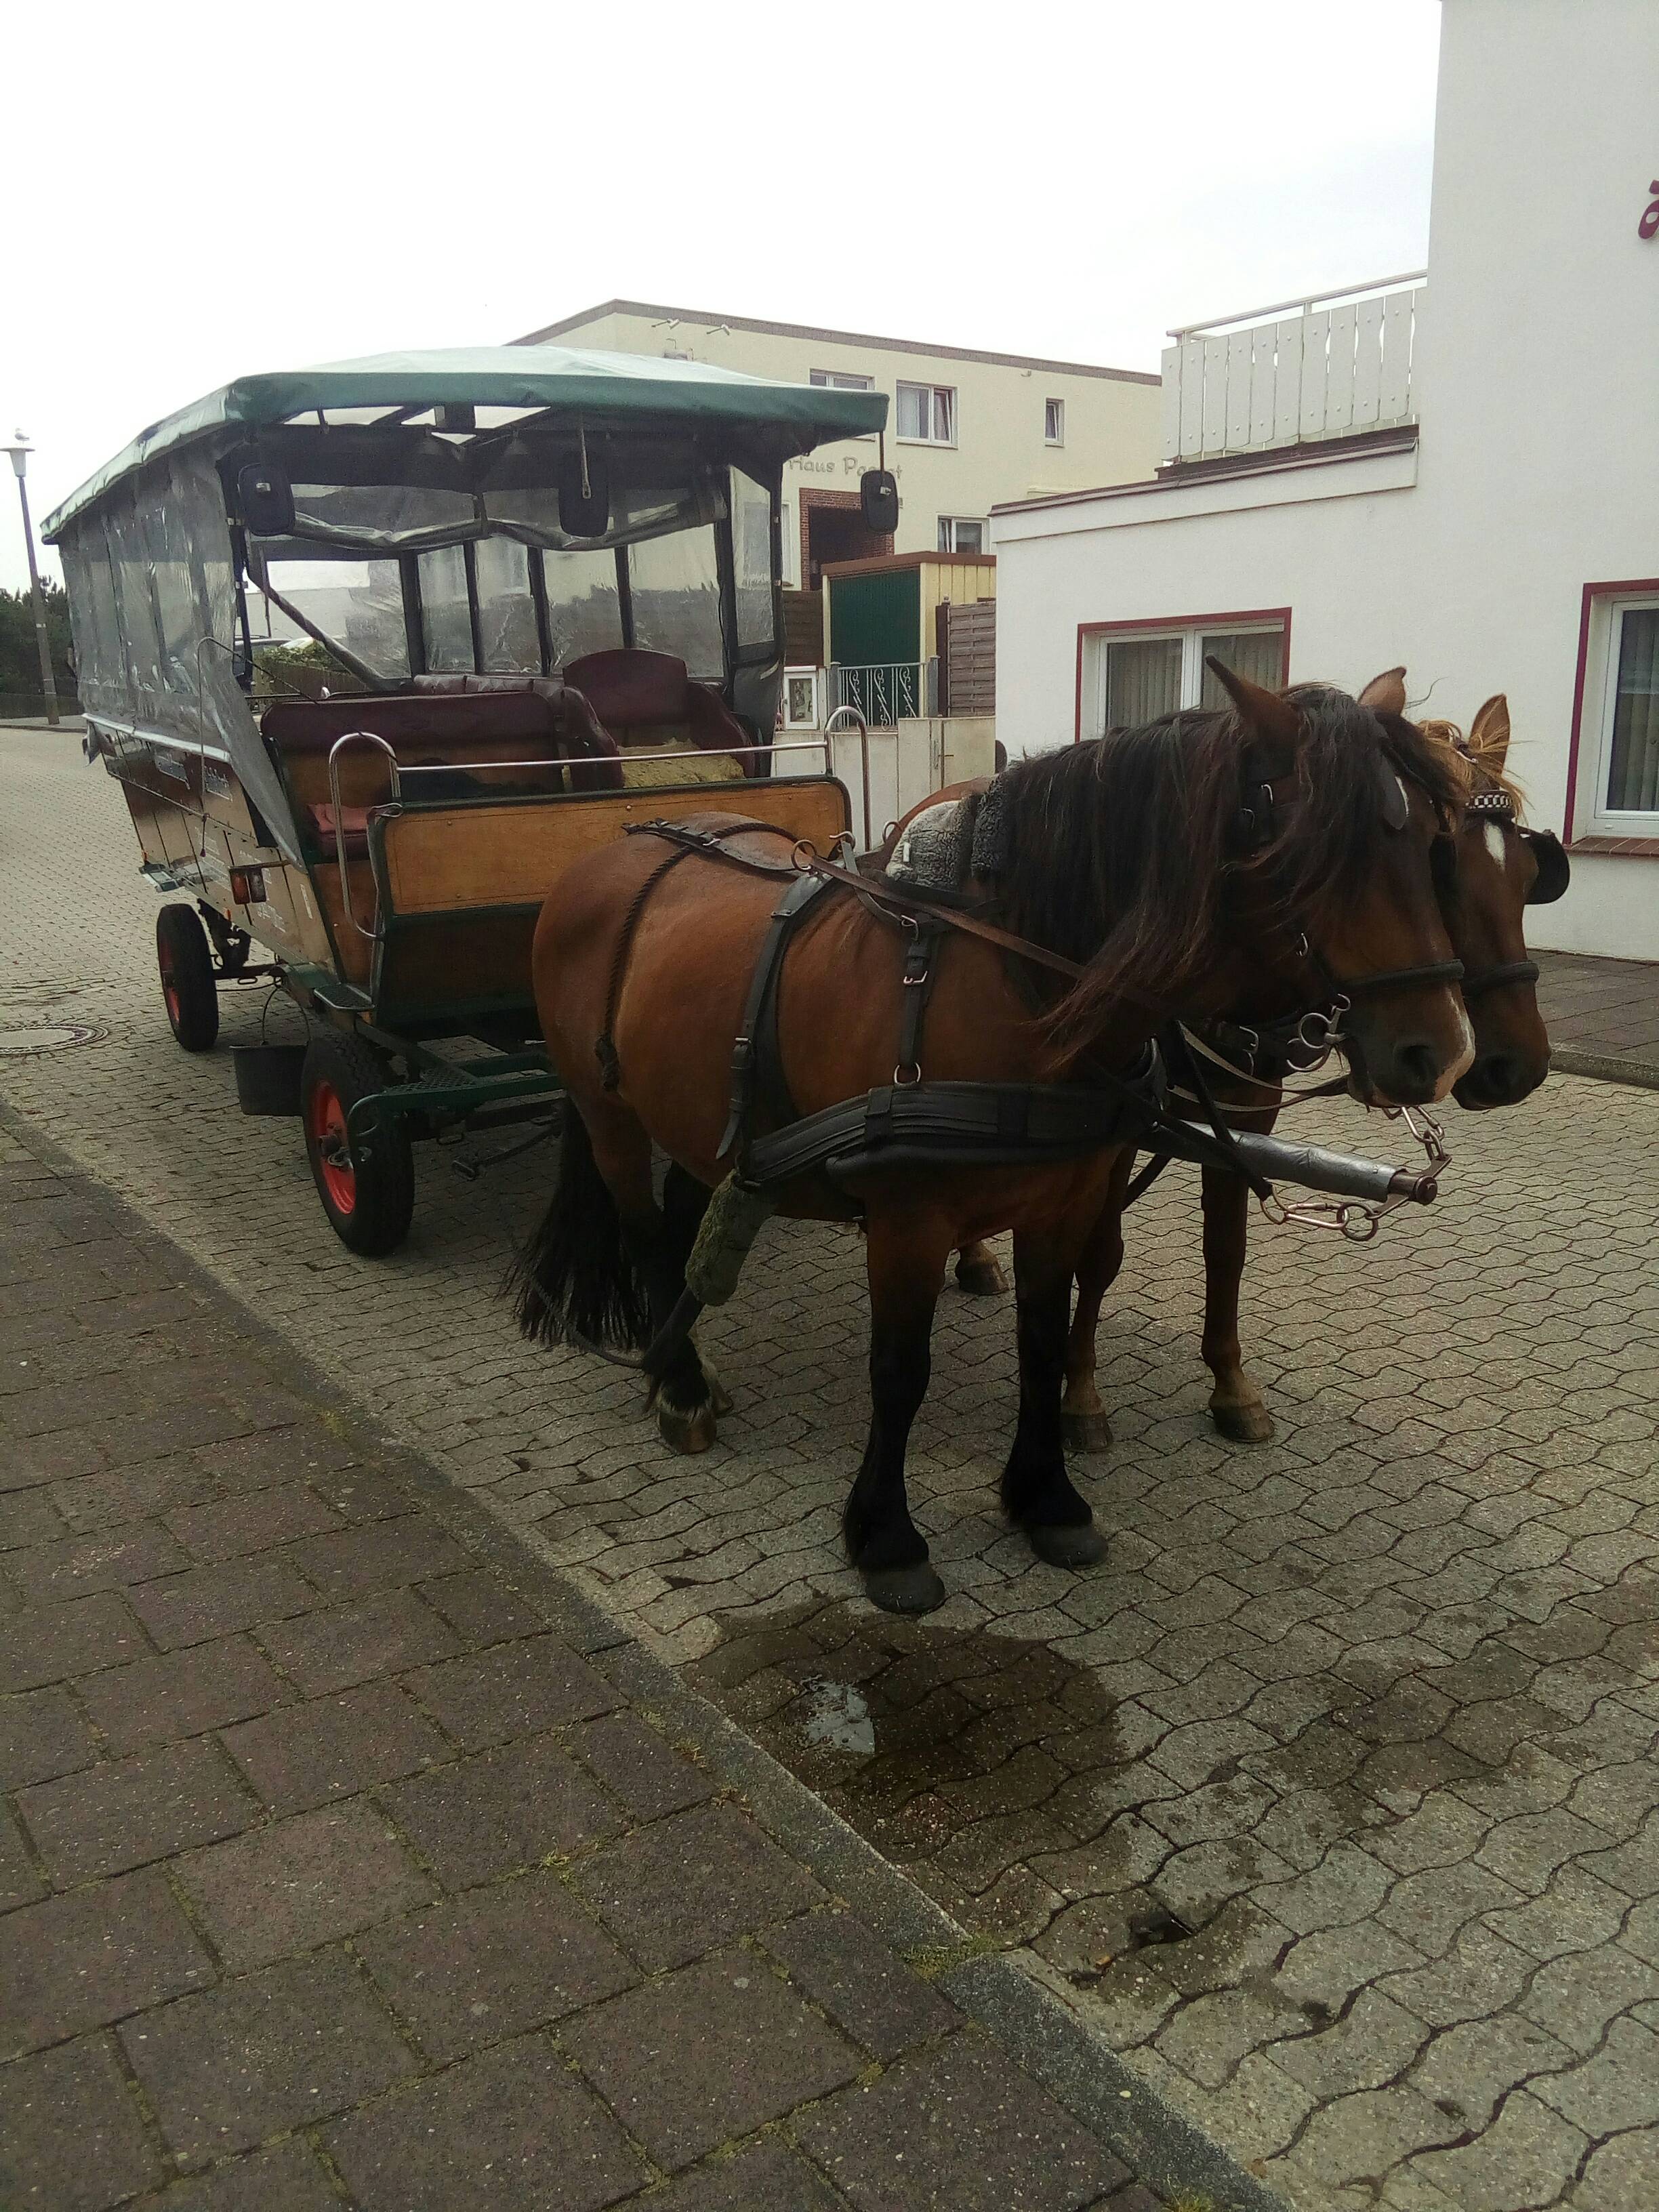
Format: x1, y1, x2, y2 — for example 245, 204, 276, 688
1376, 755, 1410, 832
1521, 828, 1570, 905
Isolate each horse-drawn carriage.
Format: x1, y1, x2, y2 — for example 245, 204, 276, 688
48, 346, 1569, 1614
43, 348, 880, 1250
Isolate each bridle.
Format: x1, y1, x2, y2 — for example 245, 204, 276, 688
1223, 754, 1468, 1073
1456, 786, 1542, 1000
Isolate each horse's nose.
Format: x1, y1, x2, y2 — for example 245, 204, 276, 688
1456, 1050, 1547, 1109
1377, 1037, 1443, 1105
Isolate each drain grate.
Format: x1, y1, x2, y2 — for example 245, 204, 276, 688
0, 1022, 108, 1057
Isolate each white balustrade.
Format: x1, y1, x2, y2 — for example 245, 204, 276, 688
1160, 274, 1425, 466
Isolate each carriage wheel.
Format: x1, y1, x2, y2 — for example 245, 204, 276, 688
300, 1032, 415, 1256
156, 905, 219, 1052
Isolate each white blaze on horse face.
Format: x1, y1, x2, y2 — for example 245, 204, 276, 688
1482, 821, 1509, 871
1433, 1002, 1478, 1100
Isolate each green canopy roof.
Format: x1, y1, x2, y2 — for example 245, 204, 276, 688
41, 345, 890, 539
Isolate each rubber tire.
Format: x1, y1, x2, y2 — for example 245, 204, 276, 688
300, 1031, 416, 1256
157, 905, 219, 1051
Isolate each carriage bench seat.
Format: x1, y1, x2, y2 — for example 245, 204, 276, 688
560, 649, 758, 779
264, 688, 626, 854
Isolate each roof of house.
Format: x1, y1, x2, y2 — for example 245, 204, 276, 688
514, 301, 1161, 388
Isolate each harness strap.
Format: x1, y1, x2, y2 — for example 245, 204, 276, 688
895, 920, 948, 1083
594, 844, 697, 1089
1167, 1027, 1274, 1203
1332, 957, 1465, 1000
717, 870, 834, 1162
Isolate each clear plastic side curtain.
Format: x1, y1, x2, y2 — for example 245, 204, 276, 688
56, 451, 302, 860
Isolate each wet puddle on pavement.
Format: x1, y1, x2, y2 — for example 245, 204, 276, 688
685, 1597, 1232, 1989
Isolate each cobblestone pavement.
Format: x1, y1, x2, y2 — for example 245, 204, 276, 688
1536, 952, 1659, 1084
3, 728, 1658, 2211
1, 1124, 1173, 2212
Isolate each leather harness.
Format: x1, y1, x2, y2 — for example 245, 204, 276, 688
590, 796, 1465, 1210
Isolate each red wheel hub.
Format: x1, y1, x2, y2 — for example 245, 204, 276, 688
307, 1080, 356, 1215
159, 952, 181, 1026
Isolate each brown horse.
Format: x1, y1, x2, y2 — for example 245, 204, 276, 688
1058, 678, 1570, 1451
516, 669, 1473, 1614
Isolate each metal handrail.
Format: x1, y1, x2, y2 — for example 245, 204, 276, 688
823, 705, 873, 851
1168, 268, 1427, 341
327, 730, 399, 942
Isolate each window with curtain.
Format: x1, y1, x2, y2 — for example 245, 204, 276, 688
897, 383, 956, 443
1104, 636, 1184, 727
1605, 604, 1659, 815
1088, 618, 1286, 737
1199, 629, 1288, 705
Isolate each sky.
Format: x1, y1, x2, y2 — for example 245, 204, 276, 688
3, 0, 1441, 593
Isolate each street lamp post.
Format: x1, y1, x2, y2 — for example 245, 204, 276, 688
5, 433, 61, 729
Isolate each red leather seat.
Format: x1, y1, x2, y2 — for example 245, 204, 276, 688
560, 649, 760, 776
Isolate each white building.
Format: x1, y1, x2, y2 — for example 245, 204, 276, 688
991, 0, 1659, 962
515, 302, 1161, 589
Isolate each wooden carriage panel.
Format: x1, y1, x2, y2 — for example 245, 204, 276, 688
378, 779, 853, 919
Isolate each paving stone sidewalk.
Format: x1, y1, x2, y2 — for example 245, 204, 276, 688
0, 1122, 1196, 2212
1537, 950, 1659, 1084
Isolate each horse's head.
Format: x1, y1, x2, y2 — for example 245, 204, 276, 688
1418, 695, 1568, 1109
1211, 661, 1475, 1107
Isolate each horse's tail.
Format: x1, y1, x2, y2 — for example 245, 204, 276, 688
510, 1109, 652, 1351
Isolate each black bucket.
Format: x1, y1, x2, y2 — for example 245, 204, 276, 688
232, 1042, 306, 1117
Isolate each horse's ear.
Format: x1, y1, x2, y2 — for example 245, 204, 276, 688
1468, 694, 1512, 775
1357, 667, 1408, 716
1205, 657, 1300, 753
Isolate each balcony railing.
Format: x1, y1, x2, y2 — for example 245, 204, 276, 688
829, 661, 935, 726
1160, 271, 1426, 467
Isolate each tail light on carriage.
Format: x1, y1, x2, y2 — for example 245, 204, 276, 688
230, 867, 266, 906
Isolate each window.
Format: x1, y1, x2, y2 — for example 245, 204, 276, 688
782, 668, 821, 729
1606, 605, 1659, 813
628, 525, 724, 678
731, 470, 775, 652
937, 518, 985, 554
1578, 592, 1659, 832
809, 369, 876, 390
474, 537, 539, 672
1082, 619, 1286, 738
266, 556, 410, 682
1044, 398, 1065, 446
897, 382, 956, 444
541, 548, 622, 666
417, 546, 474, 672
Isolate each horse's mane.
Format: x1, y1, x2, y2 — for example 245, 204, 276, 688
1418, 717, 1526, 817
993, 683, 1466, 1046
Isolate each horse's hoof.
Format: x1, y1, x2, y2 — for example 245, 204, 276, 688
1212, 1399, 1275, 1443
1025, 1520, 1108, 1568
1062, 1409, 1114, 1453
701, 1365, 735, 1417
954, 1256, 1008, 1297
861, 1561, 947, 1614
656, 1397, 718, 1454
